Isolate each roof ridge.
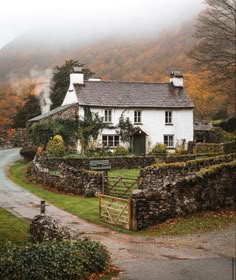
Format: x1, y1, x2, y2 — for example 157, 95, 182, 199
75, 80, 170, 85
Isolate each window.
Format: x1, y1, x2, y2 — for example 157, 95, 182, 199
165, 111, 172, 124
134, 110, 142, 123
104, 110, 112, 123
164, 135, 174, 148
102, 135, 119, 147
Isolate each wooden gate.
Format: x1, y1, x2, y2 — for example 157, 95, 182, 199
99, 194, 132, 230
103, 176, 138, 198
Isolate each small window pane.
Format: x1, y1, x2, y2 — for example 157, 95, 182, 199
165, 111, 172, 124
104, 110, 112, 122
134, 110, 141, 123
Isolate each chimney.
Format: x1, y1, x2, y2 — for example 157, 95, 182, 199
61, 67, 83, 106
68, 67, 84, 90
169, 71, 184, 87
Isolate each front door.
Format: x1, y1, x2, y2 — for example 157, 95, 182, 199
133, 133, 146, 155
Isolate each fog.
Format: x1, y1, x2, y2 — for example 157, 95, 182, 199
0, 0, 204, 49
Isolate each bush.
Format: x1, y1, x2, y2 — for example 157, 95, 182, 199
149, 143, 167, 154
175, 142, 188, 155
0, 240, 110, 280
113, 146, 129, 156
20, 146, 37, 162
208, 127, 236, 143
45, 135, 65, 157
85, 147, 112, 157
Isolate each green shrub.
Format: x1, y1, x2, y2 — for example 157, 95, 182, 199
209, 127, 236, 143
45, 135, 65, 157
20, 146, 37, 162
113, 146, 129, 156
0, 240, 110, 280
149, 143, 167, 154
85, 147, 112, 157
175, 142, 188, 155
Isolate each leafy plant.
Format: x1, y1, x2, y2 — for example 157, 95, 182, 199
113, 146, 129, 156
45, 135, 65, 157
209, 127, 236, 143
0, 240, 110, 280
149, 143, 167, 154
20, 146, 37, 162
78, 107, 106, 154
28, 118, 78, 147
116, 115, 135, 149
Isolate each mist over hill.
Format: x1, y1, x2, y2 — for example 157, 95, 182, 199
0, 21, 196, 82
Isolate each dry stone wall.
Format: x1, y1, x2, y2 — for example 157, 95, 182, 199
193, 142, 235, 154
31, 162, 103, 197
132, 154, 236, 230
0, 128, 29, 148
38, 153, 219, 170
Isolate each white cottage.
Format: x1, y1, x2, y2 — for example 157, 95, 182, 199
29, 68, 194, 154
61, 68, 194, 154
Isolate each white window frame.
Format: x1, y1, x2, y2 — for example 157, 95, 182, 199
102, 135, 120, 147
164, 135, 174, 148
134, 110, 142, 123
104, 109, 112, 123
165, 111, 172, 124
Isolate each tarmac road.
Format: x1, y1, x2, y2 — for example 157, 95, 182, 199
0, 148, 235, 280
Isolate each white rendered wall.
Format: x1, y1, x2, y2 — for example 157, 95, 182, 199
62, 73, 84, 106
77, 106, 193, 152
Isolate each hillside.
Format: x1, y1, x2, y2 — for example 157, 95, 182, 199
0, 21, 232, 129
0, 22, 195, 82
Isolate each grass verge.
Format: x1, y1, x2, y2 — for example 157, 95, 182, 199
9, 160, 235, 236
0, 208, 29, 245
142, 210, 235, 236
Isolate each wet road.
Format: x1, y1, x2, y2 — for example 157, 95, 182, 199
0, 148, 235, 280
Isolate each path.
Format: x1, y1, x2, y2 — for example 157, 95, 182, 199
0, 148, 235, 280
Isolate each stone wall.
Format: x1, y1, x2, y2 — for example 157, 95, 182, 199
39, 156, 157, 170
193, 142, 235, 154
132, 155, 236, 230
0, 128, 29, 149
138, 153, 235, 191
38, 153, 220, 171
31, 162, 103, 197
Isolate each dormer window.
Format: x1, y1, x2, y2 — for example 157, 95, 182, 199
104, 109, 112, 123
165, 111, 172, 125
134, 110, 142, 124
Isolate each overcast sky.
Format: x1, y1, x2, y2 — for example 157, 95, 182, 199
0, 0, 204, 49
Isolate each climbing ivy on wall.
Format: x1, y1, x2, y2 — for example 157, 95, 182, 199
28, 119, 78, 147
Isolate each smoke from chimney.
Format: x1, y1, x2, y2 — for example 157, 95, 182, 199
30, 68, 52, 114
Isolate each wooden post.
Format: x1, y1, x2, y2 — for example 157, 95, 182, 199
102, 172, 105, 194
99, 194, 102, 220
40, 200, 46, 215
128, 198, 132, 230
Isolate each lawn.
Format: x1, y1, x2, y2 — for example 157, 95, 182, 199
9, 160, 235, 236
108, 168, 140, 178
0, 208, 29, 245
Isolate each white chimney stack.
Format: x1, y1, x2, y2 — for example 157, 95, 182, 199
61, 67, 84, 106
169, 71, 184, 87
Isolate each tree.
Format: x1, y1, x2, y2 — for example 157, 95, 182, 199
188, 0, 236, 114
116, 115, 135, 149
78, 107, 106, 154
13, 93, 41, 128
50, 60, 95, 109
28, 119, 78, 147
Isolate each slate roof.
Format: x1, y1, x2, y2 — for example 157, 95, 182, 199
74, 81, 194, 108
28, 104, 75, 122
